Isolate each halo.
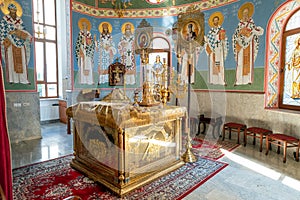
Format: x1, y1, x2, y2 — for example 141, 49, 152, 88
78, 18, 91, 31
208, 11, 224, 28
121, 22, 134, 34
1, 0, 23, 17
98, 22, 112, 34
238, 2, 254, 20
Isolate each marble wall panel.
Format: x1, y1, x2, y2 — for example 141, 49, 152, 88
6, 92, 41, 143
195, 92, 300, 138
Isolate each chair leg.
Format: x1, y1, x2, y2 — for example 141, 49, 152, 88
265, 136, 269, 155
259, 135, 263, 152
222, 126, 226, 141
283, 141, 287, 163
277, 142, 281, 154
237, 128, 240, 144
244, 130, 247, 147
296, 145, 299, 162
253, 133, 256, 145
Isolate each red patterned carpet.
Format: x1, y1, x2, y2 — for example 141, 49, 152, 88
13, 155, 228, 200
190, 137, 240, 160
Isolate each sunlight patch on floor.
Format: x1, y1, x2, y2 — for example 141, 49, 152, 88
221, 148, 300, 192
282, 176, 300, 192
221, 149, 281, 180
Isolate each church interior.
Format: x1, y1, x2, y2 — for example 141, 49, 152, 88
1, 0, 300, 199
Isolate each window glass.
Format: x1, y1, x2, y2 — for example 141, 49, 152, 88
35, 42, 44, 81
44, 0, 55, 25
286, 10, 300, 31
34, 0, 44, 23
282, 33, 300, 106
38, 84, 46, 97
46, 42, 57, 82
47, 84, 57, 97
44, 26, 56, 41
34, 0, 58, 98
34, 24, 46, 39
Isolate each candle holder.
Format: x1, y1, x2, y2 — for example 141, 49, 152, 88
139, 48, 159, 107
160, 86, 169, 105
182, 129, 197, 163
139, 81, 160, 107
132, 89, 140, 107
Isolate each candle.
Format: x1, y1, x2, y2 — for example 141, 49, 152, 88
142, 49, 145, 59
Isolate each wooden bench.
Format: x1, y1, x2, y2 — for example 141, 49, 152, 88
222, 122, 247, 144
265, 134, 300, 163
197, 114, 223, 138
244, 127, 272, 152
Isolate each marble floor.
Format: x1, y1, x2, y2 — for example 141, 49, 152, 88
10, 122, 300, 200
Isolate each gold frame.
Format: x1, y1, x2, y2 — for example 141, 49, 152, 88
177, 6, 205, 54
109, 61, 125, 86
135, 19, 153, 54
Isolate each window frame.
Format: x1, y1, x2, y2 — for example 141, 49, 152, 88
278, 9, 300, 111
34, 0, 58, 98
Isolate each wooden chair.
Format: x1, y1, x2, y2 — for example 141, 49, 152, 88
244, 127, 272, 152
197, 114, 223, 139
222, 122, 247, 144
265, 134, 300, 163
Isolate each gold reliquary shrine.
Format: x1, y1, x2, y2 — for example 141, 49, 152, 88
66, 95, 187, 197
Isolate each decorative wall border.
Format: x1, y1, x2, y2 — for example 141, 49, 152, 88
72, 0, 238, 18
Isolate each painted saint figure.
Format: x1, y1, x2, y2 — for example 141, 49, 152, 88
152, 55, 163, 85
118, 22, 135, 85
75, 18, 95, 85
0, 2, 32, 84
287, 36, 300, 99
205, 12, 228, 85
97, 22, 116, 84
232, 2, 264, 85
186, 23, 197, 41
139, 34, 148, 48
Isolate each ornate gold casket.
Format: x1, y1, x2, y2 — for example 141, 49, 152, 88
67, 99, 186, 197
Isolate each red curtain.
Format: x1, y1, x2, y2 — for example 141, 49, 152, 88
0, 57, 13, 199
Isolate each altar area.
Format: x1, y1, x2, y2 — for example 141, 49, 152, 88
66, 98, 187, 196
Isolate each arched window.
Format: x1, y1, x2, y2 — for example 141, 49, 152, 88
279, 8, 300, 110
265, 1, 300, 110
